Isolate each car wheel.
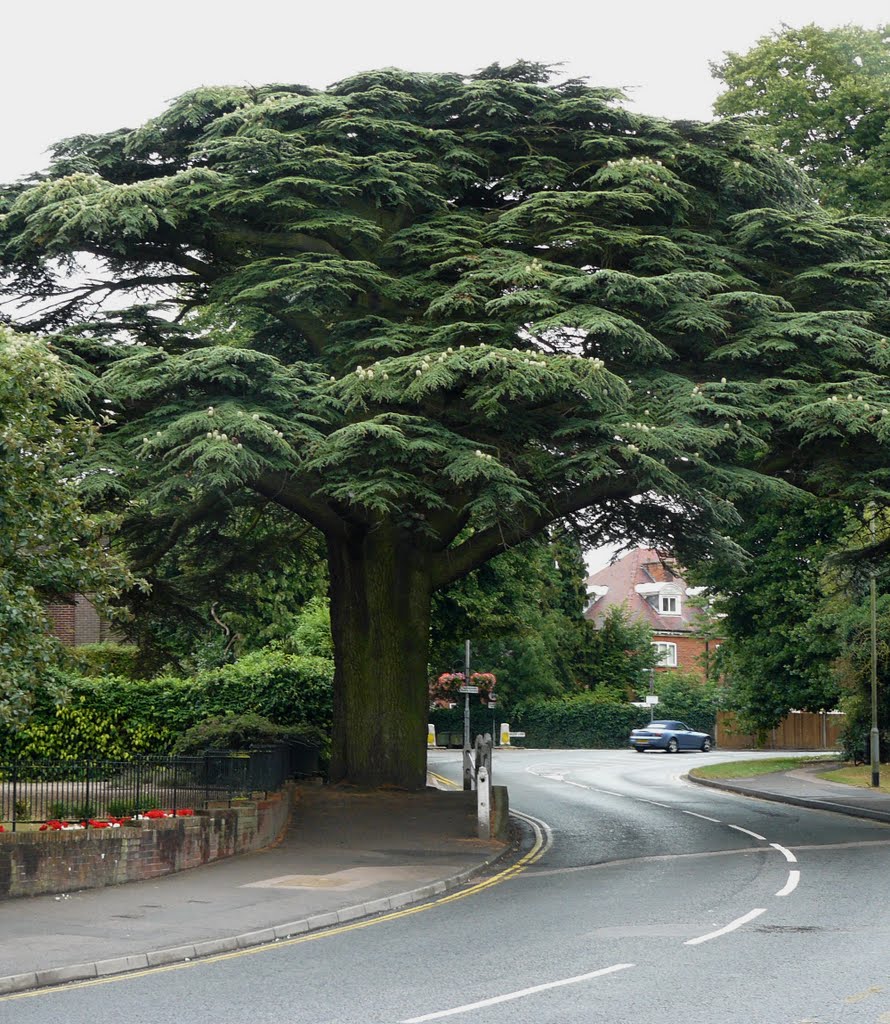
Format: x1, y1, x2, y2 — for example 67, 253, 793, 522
701, 738, 712, 752
666, 738, 679, 753
634, 747, 646, 753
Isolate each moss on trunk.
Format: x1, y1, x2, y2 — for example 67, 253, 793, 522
327, 527, 431, 788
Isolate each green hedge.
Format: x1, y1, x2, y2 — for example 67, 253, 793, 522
0, 648, 334, 762
513, 693, 651, 748
63, 643, 142, 680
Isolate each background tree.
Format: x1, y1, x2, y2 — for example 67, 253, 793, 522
429, 533, 594, 704
120, 501, 328, 674
587, 605, 658, 694
687, 495, 850, 732
2, 63, 890, 785
0, 328, 132, 725
712, 23, 890, 214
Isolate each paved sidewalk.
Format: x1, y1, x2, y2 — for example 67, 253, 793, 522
0, 783, 510, 995
688, 761, 890, 825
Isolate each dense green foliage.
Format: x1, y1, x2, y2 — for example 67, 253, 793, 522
0, 646, 333, 762
64, 643, 142, 680
513, 690, 649, 748
121, 505, 329, 673
430, 534, 595, 703
713, 24, 890, 214
171, 713, 325, 756
512, 670, 718, 747
0, 329, 132, 725
649, 670, 721, 734
586, 605, 658, 691
831, 591, 890, 761
4, 63, 890, 783
710, 26, 890, 734
689, 497, 849, 732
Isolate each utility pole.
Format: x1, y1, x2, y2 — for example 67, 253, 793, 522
870, 511, 880, 787
462, 640, 472, 791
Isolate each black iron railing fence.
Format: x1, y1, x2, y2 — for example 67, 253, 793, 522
0, 740, 318, 831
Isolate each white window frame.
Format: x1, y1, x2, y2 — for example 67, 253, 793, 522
652, 641, 678, 667
659, 592, 681, 615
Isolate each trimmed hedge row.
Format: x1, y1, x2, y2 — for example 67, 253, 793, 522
512, 694, 652, 748
1, 648, 334, 762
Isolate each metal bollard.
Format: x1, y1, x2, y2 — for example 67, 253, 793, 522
477, 765, 491, 839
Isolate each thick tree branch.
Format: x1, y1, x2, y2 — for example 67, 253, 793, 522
219, 226, 347, 258
431, 479, 631, 589
251, 470, 351, 540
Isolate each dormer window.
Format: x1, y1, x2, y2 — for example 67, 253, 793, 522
660, 591, 681, 615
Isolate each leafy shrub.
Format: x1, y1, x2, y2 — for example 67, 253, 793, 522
653, 670, 720, 734
196, 649, 333, 730
285, 597, 334, 658
171, 713, 326, 756
1, 697, 173, 762
64, 643, 141, 680
0, 644, 334, 763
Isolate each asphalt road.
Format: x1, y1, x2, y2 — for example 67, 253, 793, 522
6, 747, 890, 1024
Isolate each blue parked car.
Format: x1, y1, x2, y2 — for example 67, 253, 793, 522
630, 720, 713, 753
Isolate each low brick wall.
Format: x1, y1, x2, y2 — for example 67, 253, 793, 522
0, 784, 294, 900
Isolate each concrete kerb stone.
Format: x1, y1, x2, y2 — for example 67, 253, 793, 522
235, 928, 276, 949
145, 944, 197, 967
35, 963, 97, 988
686, 772, 890, 825
0, 973, 37, 996
0, 818, 518, 996
95, 954, 150, 977
192, 936, 238, 957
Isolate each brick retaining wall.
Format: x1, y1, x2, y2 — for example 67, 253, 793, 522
0, 785, 294, 900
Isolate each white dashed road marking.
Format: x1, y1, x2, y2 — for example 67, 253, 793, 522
401, 964, 636, 1022
684, 908, 767, 946
729, 824, 767, 841
770, 843, 797, 863
775, 871, 801, 897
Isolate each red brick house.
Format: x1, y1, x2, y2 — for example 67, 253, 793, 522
583, 547, 720, 677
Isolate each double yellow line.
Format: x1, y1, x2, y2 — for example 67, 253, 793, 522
4, 778, 551, 1001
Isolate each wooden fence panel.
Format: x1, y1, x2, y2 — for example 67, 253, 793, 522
715, 710, 844, 751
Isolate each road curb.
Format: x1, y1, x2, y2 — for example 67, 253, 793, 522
0, 826, 519, 997
686, 773, 890, 825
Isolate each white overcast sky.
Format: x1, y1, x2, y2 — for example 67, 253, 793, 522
2, 0, 888, 183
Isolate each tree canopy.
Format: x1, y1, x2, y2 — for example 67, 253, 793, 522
712, 23, 890, 214
0, 329, 131, 725
2, 62, 889, 784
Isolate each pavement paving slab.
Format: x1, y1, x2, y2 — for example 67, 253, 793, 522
0, 784, 508, 992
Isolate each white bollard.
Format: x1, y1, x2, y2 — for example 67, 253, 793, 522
477, 765, 491, 839
500, 722, 511, 746
427, 724, 436, 747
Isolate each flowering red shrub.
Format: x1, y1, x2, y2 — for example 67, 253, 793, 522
429, 671, 497, 707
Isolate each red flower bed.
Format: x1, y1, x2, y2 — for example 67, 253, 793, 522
37, 809, 194, 831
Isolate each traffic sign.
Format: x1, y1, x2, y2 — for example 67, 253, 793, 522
508, 731, 526, 738
487, 701, 497, 708
458, 685, 479, 694
645, 695, 659, 705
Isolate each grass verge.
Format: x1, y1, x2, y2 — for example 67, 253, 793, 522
816, 764, 890, 793
689, 756, 837, 781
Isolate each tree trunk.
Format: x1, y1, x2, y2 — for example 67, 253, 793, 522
327, 526, 432, 788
